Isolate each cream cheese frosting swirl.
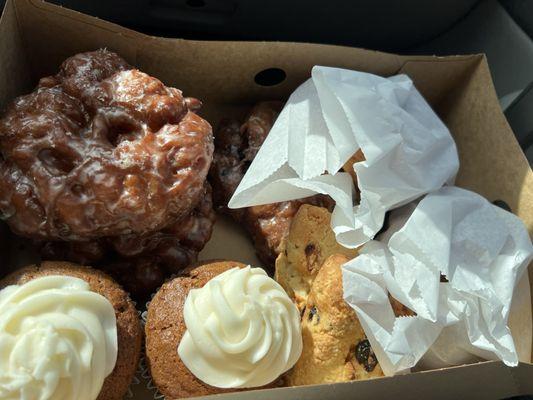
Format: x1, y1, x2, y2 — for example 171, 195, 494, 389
0, 276, 118, 400
178, 266, 302, 388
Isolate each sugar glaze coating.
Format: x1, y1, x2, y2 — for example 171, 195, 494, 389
0, 49, 213, 241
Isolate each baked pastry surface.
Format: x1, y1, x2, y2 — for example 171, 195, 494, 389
275, 204, 358, 310
275, 205, 414, 385
42, 183, 216, 300
0, 261, 143, 400
145, 260, 276, 399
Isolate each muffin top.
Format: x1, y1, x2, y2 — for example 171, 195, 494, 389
145, 260, 299, 398
178, 265, 302, 388
0, 262, 142, 400
0, 275, 116, 399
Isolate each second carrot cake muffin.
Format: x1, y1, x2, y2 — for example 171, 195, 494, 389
145, 260, 302, 398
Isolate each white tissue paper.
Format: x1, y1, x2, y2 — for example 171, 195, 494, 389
342, 186, 533, 375
229, 66, 459, 248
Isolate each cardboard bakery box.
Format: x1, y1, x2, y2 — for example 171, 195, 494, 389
0, 0, 532, 399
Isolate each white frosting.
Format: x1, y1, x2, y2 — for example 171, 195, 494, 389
178, 266, 302, 388
0, 276, 118, 400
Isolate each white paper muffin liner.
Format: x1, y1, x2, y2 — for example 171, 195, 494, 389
125, 300, 144, 398
126, 372, 142, 399
140, 294, 167, 400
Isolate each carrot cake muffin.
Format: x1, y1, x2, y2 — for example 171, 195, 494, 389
0, 261, 142, 400
145, 260, 302, 398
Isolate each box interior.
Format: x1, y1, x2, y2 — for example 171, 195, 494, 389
1, 0, 533, 398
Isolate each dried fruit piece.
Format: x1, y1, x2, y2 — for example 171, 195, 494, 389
308, 306, 320, 324
355, 339, 379, 372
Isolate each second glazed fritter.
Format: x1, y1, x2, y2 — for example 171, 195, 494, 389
41, 184, 216, 300
210, 102, 333, 266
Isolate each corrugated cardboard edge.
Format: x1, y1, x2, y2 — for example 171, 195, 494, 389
192, 362, 521, 400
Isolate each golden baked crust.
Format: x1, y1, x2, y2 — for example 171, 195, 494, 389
342, 149, 365, 186
287, 254, 384, 386
0, 261, 143, 400
145, 260, 283, 399
274, 205, 358, 310
275, 205, 413, 385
